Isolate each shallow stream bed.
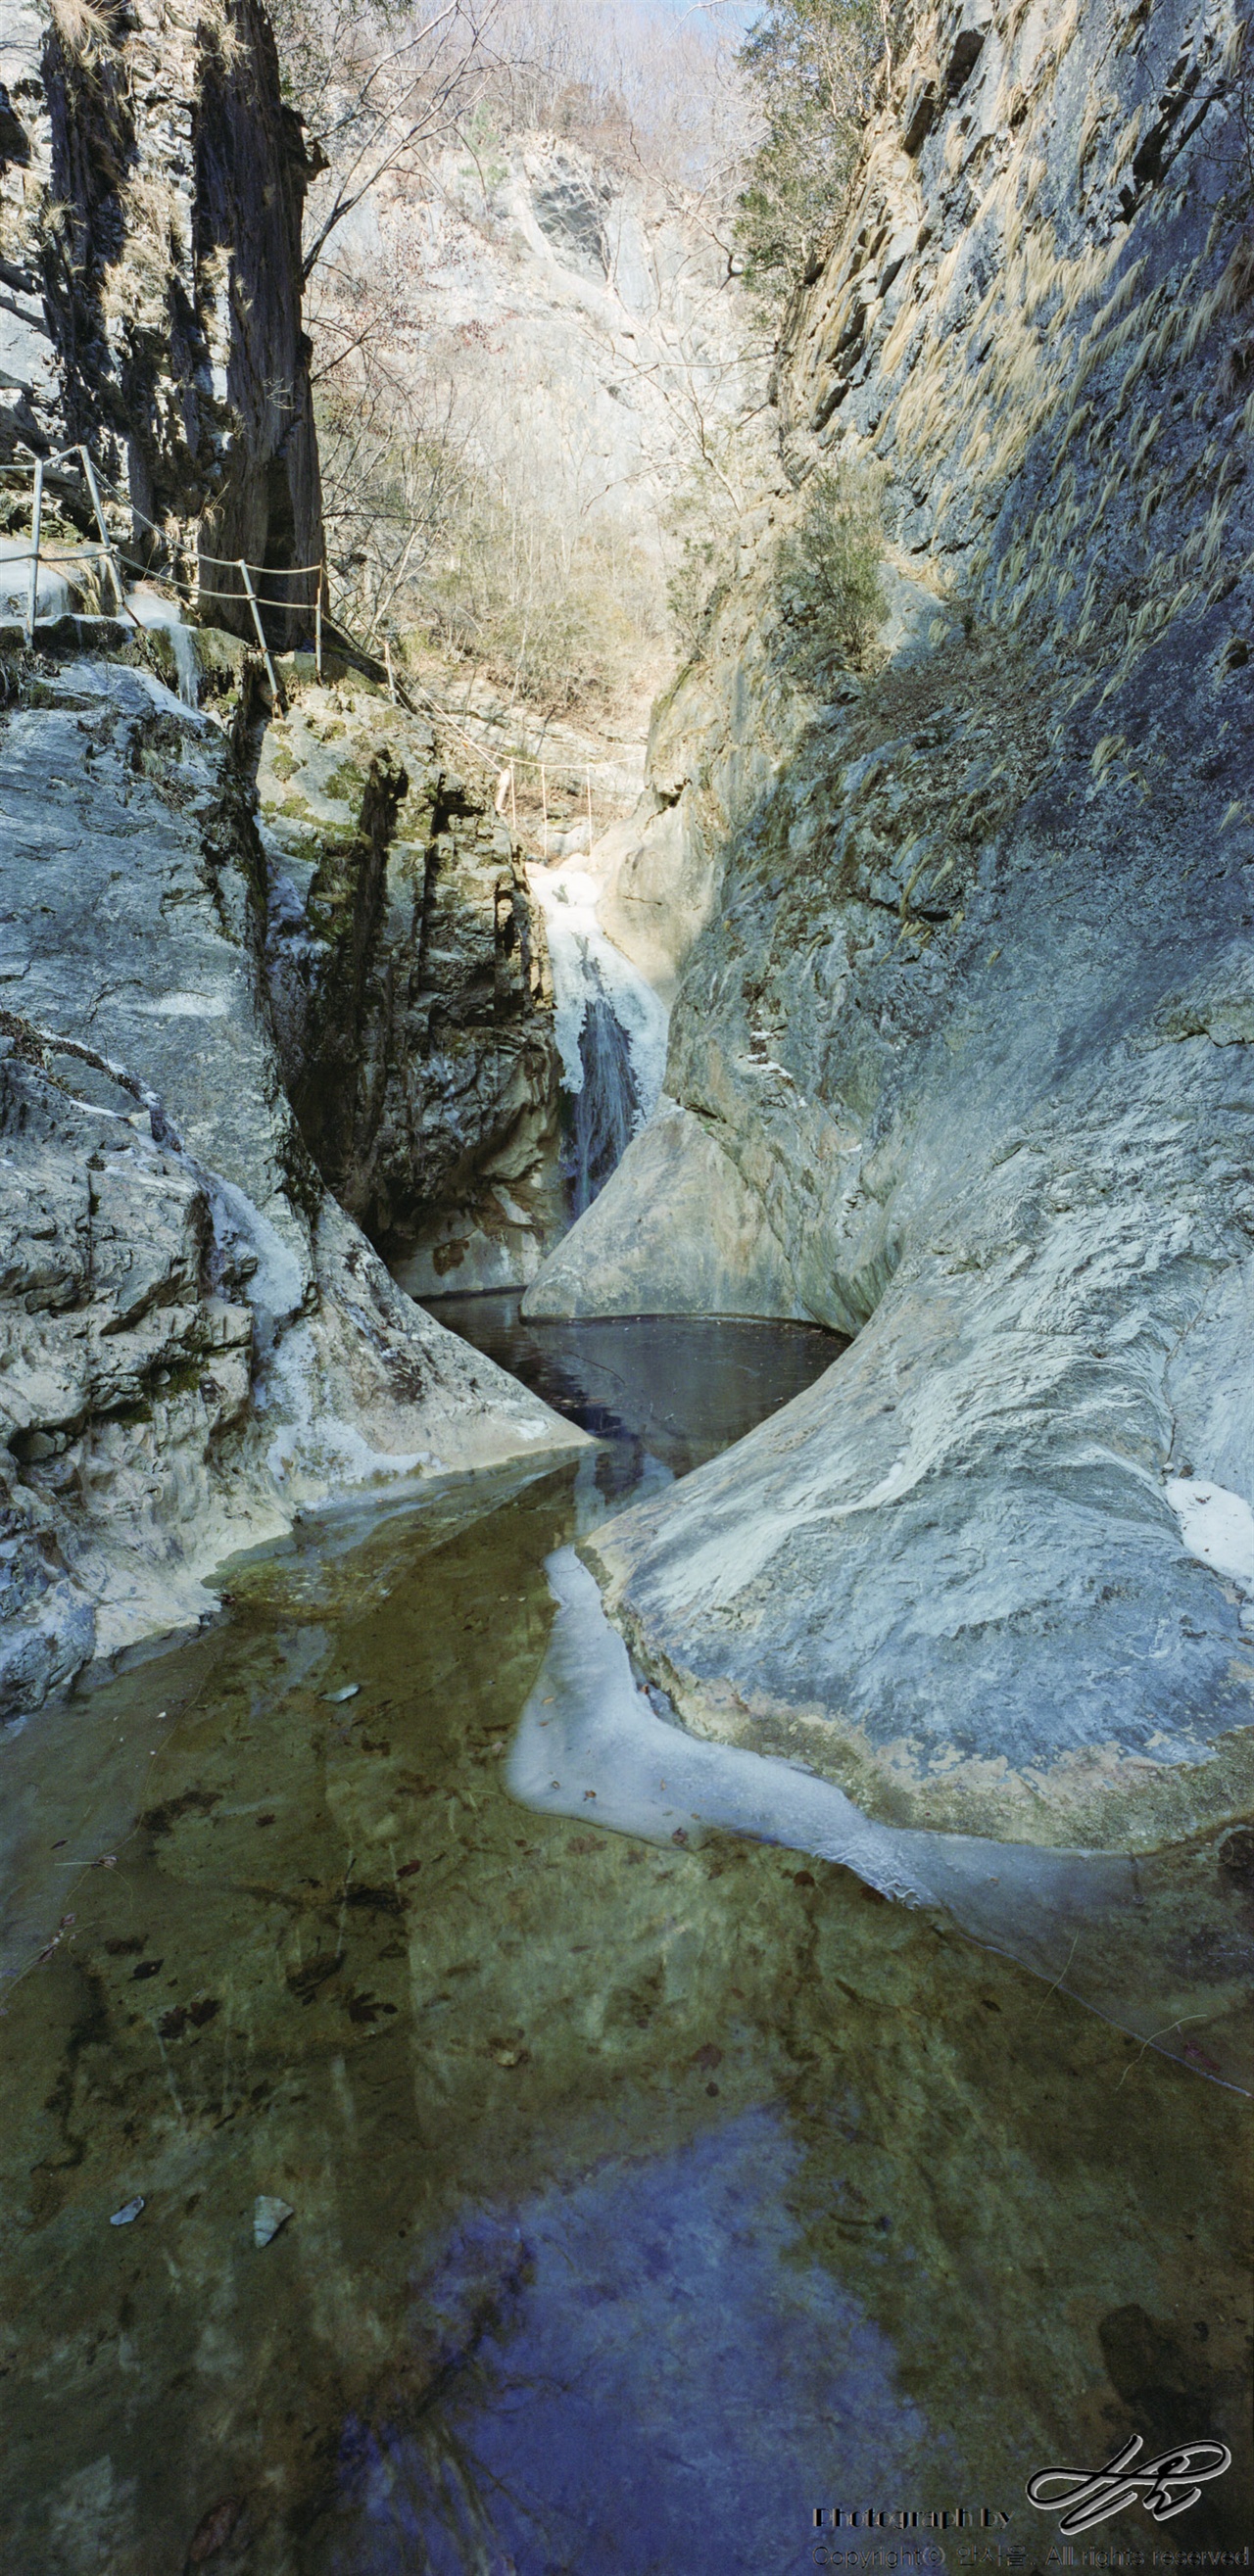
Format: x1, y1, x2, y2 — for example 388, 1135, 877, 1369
1, 1305, 1250, 2572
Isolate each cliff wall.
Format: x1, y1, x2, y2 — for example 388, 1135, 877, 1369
0, 3, 588, 1722
257, 672, 565, 1295
0, 650, 584, 1718
0, 0, 321, 634
534, 0, 1254, 1850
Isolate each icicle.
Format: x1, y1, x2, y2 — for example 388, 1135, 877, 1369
532, 867, 669, 1217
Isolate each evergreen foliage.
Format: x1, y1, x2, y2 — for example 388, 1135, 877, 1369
736, 0, 913, 313
776, 461, 885, 678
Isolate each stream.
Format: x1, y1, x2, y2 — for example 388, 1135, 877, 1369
1, 1302, 1250, 2572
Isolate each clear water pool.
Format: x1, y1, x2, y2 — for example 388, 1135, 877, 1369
1, 1302, 1248, 2571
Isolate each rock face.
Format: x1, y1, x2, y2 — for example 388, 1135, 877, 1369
0, 653, 584, 1716
525, 1097, 810, 1322
0, 1033, 255, 1712
257, 671, 567, 1296
0, 0, 321, 637
337, 130, 760, 609
555, 0, 1254, 1848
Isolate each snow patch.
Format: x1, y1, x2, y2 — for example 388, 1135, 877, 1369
1166, 1475, 1254, 1593
507, 1550, 1161, 2012
0, 534, 72, 621
136, 990, 230, 1020
509, 1548, 931, 1896
124, 585, 202, 708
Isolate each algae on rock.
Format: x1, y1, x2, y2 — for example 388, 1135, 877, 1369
257, 670, 567, 1299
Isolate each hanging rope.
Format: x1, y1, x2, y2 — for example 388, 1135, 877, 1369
0, 441, 641, 819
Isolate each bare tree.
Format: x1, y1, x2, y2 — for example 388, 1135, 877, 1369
267, 0, 508, 278
274, 0, 762, 703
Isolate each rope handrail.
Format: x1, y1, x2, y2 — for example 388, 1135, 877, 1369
3, 513, 642, 786
0, 441, 643, 831
197, 551, 323, 577
0, 442, 320, 587
0, 535, 314, 618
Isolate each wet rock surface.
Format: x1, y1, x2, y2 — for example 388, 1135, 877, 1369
258, 671, 565, 1296
542, 0, 1254, 1847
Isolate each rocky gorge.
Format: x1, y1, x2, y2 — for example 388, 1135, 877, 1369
527, 0, 1254, 1865
0, 0, 603, 1718
0, 0, 1248, 1889
0, 0, 1251, 2563
0, 0, 1247, 1909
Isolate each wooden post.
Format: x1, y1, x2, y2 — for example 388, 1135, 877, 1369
25, 455, 43, 645
77, 446, 126, 617
238, 558, 282, 706
541, 762, 548, 861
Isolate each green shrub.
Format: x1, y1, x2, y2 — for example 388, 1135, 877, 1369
775, 459, 885, 678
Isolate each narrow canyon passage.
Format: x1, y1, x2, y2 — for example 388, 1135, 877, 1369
2, 0, 1254, 2561
2, 1312, 1249, 2571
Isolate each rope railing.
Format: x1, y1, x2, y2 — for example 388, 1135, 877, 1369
397, 681, 636, 855
0, 542, 310, 615
0, 439, 326, 692
0, 440, 641, 844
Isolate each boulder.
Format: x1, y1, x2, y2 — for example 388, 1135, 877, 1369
523, 1098, 811, 1322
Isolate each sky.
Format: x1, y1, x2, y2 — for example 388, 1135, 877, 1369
655, 0, 759, 24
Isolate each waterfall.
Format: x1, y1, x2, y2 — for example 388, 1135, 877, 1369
533, 868, 668, 1218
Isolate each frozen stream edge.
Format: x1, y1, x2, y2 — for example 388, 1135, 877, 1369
509, 1549, 1250, 2079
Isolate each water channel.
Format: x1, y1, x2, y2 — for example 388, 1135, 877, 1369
1, 1302, 1250, 2573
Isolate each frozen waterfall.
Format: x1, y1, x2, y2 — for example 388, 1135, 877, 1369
534, 867, 668, 1217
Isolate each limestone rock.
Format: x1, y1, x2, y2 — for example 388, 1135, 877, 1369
578, 0, 1254, 1849
523, 1099, 810, 1322
0, 1036, 261, 1712
0, 657, 585, 1717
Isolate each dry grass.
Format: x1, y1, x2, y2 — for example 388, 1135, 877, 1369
99, 174, 187, 330
48, 0, 115, 59
1076, 91, 1117, 194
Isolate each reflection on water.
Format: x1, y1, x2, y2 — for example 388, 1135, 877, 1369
0, 1306, 1250, 2571
427, 1294, 849, 1507
333, 2108, 943, 2575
